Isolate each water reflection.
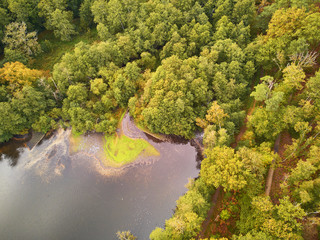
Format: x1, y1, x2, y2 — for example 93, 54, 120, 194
0, 119, 202, 240
0, 140, 26, 166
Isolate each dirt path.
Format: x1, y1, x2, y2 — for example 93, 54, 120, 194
197, 187, 224, 239
197, 100, 257, 239
231, 100, 256, 148
265, 134, 281, 196
269, 132, 294, 204
121, 112, 145, 140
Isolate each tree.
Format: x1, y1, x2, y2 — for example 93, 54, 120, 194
90, 0, 108, 26
306, 70, 320, 107
3, 22, 41, 57
1, 48, 28, 65
203, 125, 231, 149
0, 102, 24, 142
282, 64, 305, 92
237, 196, 305, 239
91, 0, 130, 34
232, 0, 255, 26
46, 9, 77, 41
248, 107, 285, 141
250, 83, 270, 102
257, 7, 320, 70
90, 78, 107, 96
212, 0, 233, 24
65, 106, 94, 134
0, 62, 44, 93
206, 101, 229, 129
234, 231, 273, 240
32, 114, 55, 133
79, 0, 94, 30
0, 7, 10, 48
12, 86, 49, 124
201, 145, 272, 192
0, 86, 8, 102
7, 0, 41, 28
138, 55, 211, 138
213, 16, 235, 42
200, 146, 248, 191
38, 0, 67, 18
116, 231, 137, 240
150, 228, 169, 240
265, 91, 284, 112
66, 84, 88, 104
301, 12, 320, 46
38, 0, 76, 41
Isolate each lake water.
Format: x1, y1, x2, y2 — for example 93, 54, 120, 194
0, 123, 200, 240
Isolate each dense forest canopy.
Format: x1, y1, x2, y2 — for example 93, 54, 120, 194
1, 0, 320, 239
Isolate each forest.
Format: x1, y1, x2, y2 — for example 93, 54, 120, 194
0, 0, 320, 239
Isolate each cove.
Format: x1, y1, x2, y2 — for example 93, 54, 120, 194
0, 117, 200, 240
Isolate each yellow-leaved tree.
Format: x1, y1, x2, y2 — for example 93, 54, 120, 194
0, 62, 45, 93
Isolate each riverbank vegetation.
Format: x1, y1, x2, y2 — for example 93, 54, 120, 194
1, 0, 320, 239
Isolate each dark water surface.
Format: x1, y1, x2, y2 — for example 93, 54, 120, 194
0, 126, 199, 240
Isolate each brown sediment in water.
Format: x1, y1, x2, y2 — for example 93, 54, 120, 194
24, 128, 70, 182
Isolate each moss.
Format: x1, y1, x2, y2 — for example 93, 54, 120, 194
103, 133, 159, 167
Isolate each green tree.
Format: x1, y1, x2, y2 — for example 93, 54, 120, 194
238, 196, 305, 239
38, 0, 76, 41
38, 0, 67, 18
0, 102, 24, 142
257, 7, 320, 70
116, 230, 137, 240
32, 114, 55, 133
212, 0, 233, 24
90, 78, 107, 96
112, 73, 136, 106
306, 70, 320, 107
3, 22, 41, 57
7, 0, 41, 28
65, 107, 94, 134
65, 83, 88, 105
91, 0, 132, 35
46, 9, 77, 41
282, 64, 305, 92
205, 101, 229, 129
0, 7, 10, 49
201, 146, 248, 191
232, 0, 255, 26
139, 55, 211, 138
79, 0, 94, 30
12, 86, 49, 124
150, 228, 169, 240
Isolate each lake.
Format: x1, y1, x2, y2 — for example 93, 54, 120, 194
0, 120, 200, 240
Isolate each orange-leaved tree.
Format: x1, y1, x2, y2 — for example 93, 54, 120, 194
0, 62, 45, 93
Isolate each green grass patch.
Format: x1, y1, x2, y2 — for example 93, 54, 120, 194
103, 133, 159, 168
31, 29, 98, 71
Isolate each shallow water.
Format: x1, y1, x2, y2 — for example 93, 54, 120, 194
0, 124, 200, 239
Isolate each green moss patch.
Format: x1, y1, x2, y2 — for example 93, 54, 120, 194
103, 133, 159, 168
